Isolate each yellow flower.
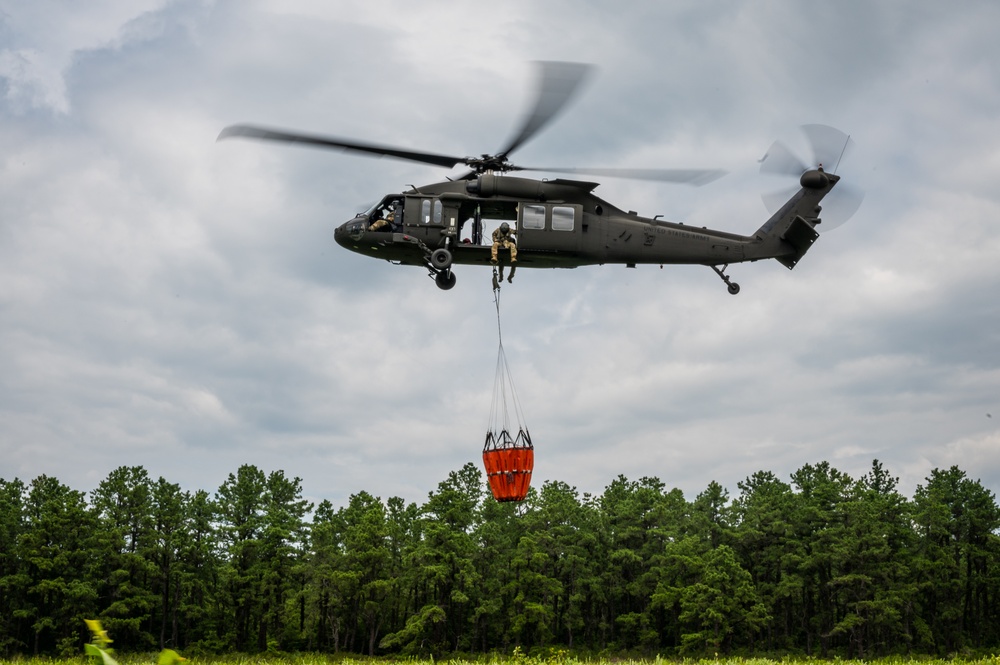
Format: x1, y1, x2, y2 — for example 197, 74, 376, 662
84, 619, 112, 647
158, 649, 187, 665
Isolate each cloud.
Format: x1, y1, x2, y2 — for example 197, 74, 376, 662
2, 0, 999, 507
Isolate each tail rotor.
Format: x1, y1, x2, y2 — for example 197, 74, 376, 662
760, 124, 865, 230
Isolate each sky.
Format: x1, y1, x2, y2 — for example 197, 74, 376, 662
2, 0, 999, 509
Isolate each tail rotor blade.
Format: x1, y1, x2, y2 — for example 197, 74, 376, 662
762, 185, 800, 215
759, 140, 809, 177
801, 124, 854, 174
760, 124, 865, 230
815, 183, 865, 231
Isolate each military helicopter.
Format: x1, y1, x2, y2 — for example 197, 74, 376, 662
219, 62, 862, 293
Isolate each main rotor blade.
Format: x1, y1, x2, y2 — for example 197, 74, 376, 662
516, 166, 727, 186
217, 124, 465, 169
496, 61, 594, 160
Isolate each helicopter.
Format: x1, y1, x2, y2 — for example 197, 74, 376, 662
218, 62, 863, 293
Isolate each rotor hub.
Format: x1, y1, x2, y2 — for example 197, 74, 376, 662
465, 154, 516, 174
800, 168, 831, 189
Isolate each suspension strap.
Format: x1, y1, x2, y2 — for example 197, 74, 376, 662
488, 268, 524, 435
493, 267, 503, 346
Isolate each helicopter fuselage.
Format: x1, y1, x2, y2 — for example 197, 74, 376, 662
220, 64, 856, 293
333, 172, 835, 291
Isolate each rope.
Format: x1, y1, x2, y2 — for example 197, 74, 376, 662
493, 267, 503, 346
487, 268, 527, 440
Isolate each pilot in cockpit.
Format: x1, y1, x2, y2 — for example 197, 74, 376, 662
369, 202, 401, 232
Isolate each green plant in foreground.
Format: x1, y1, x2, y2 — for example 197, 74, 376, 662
84, 620, 186, 665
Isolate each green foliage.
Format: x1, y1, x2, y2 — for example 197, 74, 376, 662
2, 459, 1000, 658
379, 603, 446, 653
83, 619, 185, 665
6, 655, 1000, 665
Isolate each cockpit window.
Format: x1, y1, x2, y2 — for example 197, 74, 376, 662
366, 197, 403, 232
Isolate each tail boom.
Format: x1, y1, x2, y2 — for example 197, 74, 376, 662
745, 169, 838, 268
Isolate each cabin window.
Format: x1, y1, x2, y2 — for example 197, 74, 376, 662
552, 206, 575, 231
522, 204, 545, 230
420, 199, 443, 224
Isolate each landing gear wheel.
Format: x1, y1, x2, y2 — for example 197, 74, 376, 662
711, 264, 741, 296
435, 270, 457, 290
430, 248, 453, 271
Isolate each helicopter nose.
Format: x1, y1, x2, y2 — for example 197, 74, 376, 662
335, 218, 365, 247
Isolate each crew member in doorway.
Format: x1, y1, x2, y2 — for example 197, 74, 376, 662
491, 222, 517, 264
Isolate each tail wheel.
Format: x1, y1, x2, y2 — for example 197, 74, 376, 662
712, 264, 741, 295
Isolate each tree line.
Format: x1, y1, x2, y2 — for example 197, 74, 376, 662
1, 459, 999, 659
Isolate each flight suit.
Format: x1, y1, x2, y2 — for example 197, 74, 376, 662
491, 226, 518, 263
369, 213, 394, 232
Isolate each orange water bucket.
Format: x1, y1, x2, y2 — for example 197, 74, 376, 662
482, 429, 533, 502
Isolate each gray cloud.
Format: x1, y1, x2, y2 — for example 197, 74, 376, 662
2, 0, 999, 506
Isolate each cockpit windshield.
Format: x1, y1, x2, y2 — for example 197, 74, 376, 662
361, 200, 382, 217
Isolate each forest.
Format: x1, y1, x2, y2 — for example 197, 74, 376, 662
1, 459, 999, 660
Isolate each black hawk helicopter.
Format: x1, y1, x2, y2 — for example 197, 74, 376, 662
219, 62, 862, 293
